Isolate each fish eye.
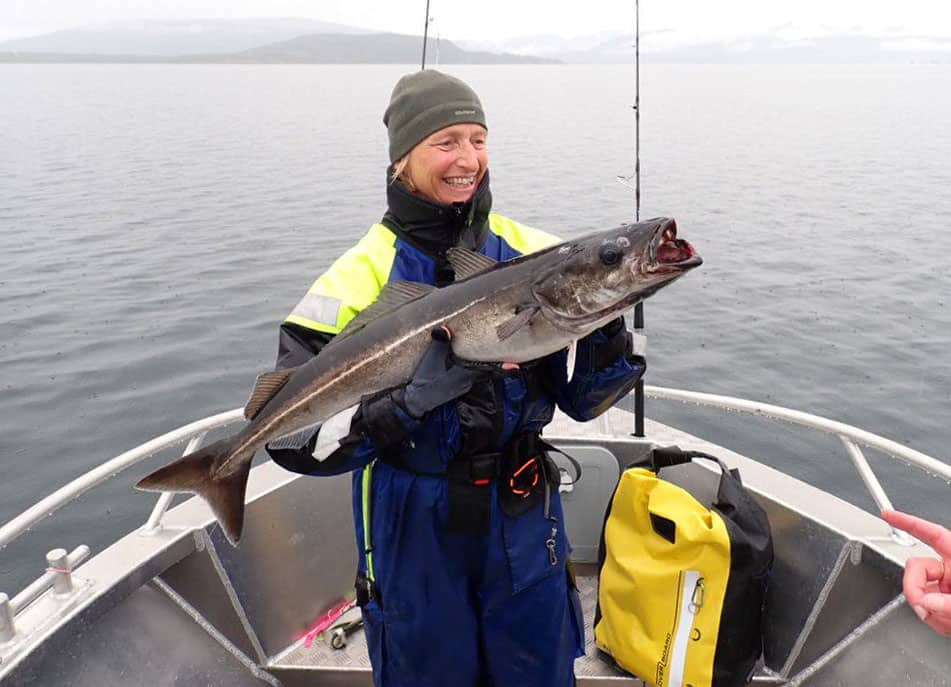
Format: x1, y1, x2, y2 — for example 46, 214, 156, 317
599, 244, 622, 266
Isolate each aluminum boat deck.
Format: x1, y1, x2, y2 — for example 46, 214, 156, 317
274, 570, 635, 683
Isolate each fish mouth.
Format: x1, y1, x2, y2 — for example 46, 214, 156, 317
649, 218, 702, 272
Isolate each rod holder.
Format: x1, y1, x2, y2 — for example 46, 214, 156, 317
0, 592, 14, 643
9, 545, 91, 615
47, 548, 73, 596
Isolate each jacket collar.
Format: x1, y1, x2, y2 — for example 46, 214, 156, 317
382, 167, 493, 257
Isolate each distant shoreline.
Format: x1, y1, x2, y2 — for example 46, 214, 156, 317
0, 54, 558, 65
0, 30, 559, 65
4, 22, 950, 66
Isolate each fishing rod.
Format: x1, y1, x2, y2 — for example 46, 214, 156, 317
421, 0, 432, 69
630, 0, 646, 436
634, 0, 641, 225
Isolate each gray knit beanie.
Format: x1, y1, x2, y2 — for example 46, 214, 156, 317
383, 70, 487, 163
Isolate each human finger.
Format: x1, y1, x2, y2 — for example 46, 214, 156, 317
903, 557, 946, 606
919, 594, 951, 637
431, 326, 453, 342
419, 330, 452, 366
921, 592, 949, 616
881, 510, 951, 557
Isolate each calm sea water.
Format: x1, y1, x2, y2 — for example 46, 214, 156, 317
1, 64, 949, 591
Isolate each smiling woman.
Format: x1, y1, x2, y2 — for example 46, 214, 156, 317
258, 68, 646, 687
394, 123, 488, 204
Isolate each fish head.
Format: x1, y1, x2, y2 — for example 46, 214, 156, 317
532, 217, 701, 334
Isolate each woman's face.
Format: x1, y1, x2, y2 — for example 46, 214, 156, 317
405, 123, 488, 205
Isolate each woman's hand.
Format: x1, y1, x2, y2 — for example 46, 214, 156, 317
399, 327, 489, 419
881, 509, 951, 637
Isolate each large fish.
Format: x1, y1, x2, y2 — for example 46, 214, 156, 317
136, 217, 701, 543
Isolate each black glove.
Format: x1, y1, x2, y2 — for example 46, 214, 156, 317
360, 327, 489, 450
397, 327, 487, 419
591, 316, 636, 371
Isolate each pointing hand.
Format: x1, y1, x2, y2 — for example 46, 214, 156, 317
881, 509, 951, 637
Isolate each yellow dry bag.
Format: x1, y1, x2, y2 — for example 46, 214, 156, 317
595, 446, 773, 687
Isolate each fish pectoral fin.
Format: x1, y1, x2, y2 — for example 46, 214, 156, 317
446, 247, 497, 280
135, 434, 251, 546
496, 304, 540, 341
244, 369, 294, 420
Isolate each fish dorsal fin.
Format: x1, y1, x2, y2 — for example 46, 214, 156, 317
244, 369, 293, 420
377, 280, 435, 307
326, 280, 435, 349
446, 247, 497, 281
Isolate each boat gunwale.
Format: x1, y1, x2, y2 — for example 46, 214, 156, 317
2, 385, 947, 552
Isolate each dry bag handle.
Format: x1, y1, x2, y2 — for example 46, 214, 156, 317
632, 445, 739, 483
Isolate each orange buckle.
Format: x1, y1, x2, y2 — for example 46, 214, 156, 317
509, 457, 540, 497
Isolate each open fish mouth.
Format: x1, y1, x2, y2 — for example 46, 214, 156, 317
651, 218, 702, 271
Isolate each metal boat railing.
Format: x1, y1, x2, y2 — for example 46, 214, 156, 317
0, 408, 244, 551
2, 387, 949, 554
645, 386, 951, 546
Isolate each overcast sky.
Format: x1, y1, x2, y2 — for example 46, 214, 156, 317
2, 0, 950, 43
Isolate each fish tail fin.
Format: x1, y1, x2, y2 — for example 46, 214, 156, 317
135, 434, 252, 545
